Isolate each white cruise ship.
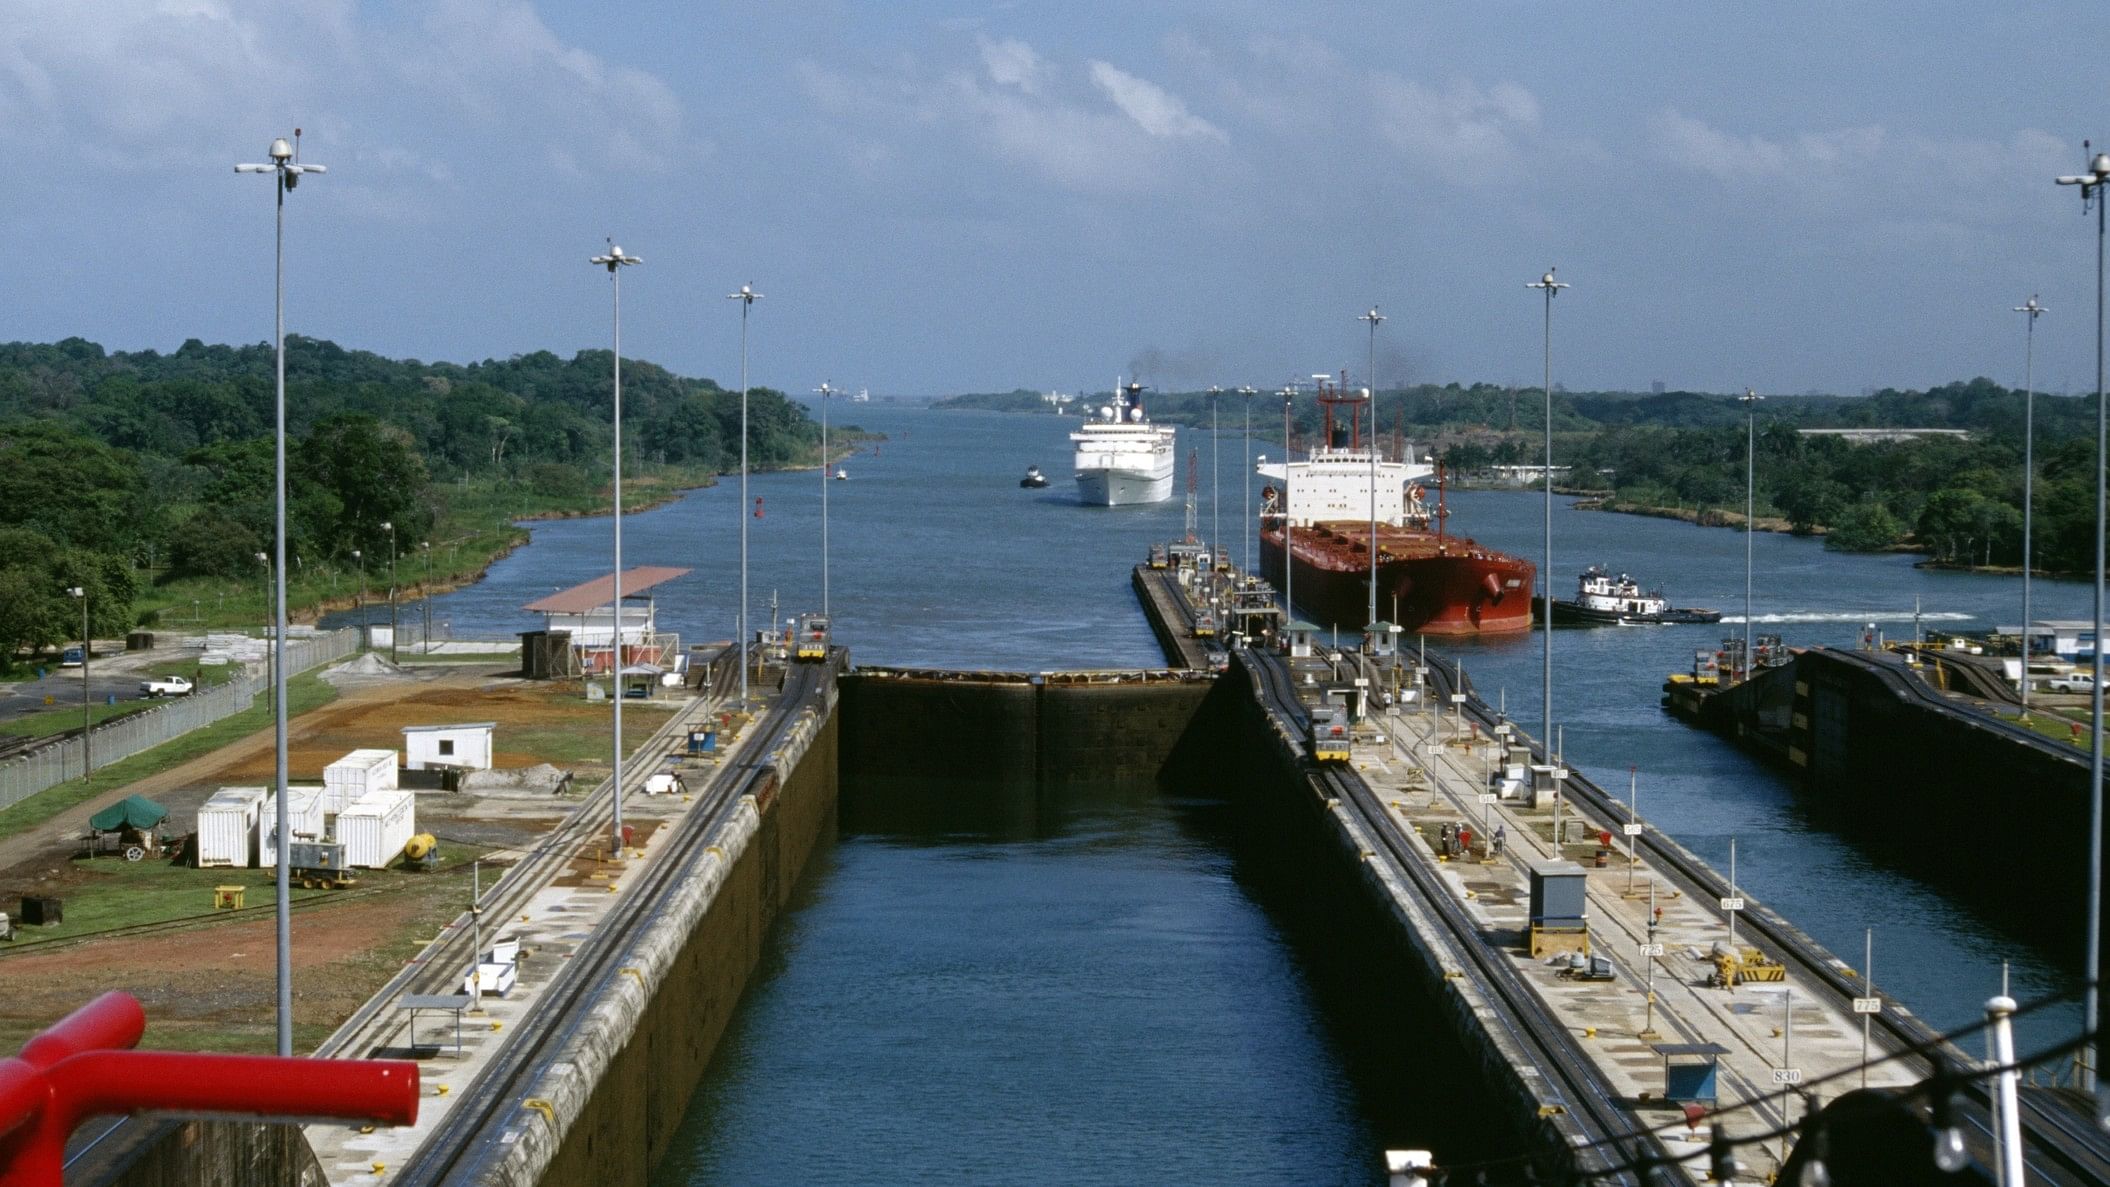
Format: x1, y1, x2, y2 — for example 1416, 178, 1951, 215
1071, 382, 1175, 505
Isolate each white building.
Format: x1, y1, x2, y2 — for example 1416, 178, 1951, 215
1998, 620, 2099, 660
401, 722, 496, 771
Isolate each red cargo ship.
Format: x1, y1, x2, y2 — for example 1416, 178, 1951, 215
1257, 381, 1534, 636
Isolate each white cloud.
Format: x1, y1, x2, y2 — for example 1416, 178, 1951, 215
796, 38, 1229, 196
979, 35, 1045, 93
1087, 60, 1225, 142
0, 0, 690, 190
1369, 75, 1542, 186
1650, 109, 2070, 229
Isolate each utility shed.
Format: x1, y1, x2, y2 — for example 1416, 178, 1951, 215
401, 722, 496, 771
323, 749, 399, 815
339, 790, 417, 869
258, 787, 326, 868
197, 787, 266, 868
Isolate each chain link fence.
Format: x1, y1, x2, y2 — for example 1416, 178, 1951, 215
0, 629, 361, 814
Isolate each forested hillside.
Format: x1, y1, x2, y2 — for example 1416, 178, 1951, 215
0, 336, 829, 659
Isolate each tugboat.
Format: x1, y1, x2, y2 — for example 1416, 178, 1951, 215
1546, 565, 1721, 626
1020, 465, 1050, 489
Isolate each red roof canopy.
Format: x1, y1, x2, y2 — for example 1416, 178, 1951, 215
524, 566, 692, 614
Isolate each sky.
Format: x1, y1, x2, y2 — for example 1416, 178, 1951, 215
2, 1, 2107, 397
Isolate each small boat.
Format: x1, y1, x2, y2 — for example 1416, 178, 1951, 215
1546, 565, 1721, 626
834, 467, 848, 481
1020, 465, 1050, 489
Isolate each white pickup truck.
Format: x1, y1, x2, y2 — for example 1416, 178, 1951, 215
138, 675, 194, 697
2046, 671, 2097, 693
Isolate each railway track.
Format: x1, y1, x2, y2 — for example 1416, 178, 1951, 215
1420, 654, 2110, 1186
394, 658, 826, 1185
1241, 648, 1645, 1183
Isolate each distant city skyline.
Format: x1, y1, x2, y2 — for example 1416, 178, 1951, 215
2, 2, 2107, 397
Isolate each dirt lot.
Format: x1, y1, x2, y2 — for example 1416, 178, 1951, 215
0, 663, 683, 1052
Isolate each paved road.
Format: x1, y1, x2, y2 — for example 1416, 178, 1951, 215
0, 646, 221, 726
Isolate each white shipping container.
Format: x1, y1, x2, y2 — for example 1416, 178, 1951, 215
338, 789, 416, 869
322, 749, 399, 815
197, 787, 267, 868
258, 786, 327, 869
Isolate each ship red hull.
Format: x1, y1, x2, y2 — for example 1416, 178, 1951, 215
1260, 521, 1535, 636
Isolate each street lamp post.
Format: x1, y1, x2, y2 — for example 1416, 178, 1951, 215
2056, 146, 2110, 1095
1526, 268, 1568, 750
1240, 386, 1257, 578
727, 284, 763, 706
381, 521, 397, 665
1741, 389, 1764, 679
235, 130, 323, 1059
1281, 386, 1296, 625
1207, 385, 1222, 570
350, 549, 364, 631
2016, 295, 2048, 713
816, 382, 833, 617
67, 587, 87, 778
1360, 307, 1386, 631
592, 241, 641, 860
420, 541, 432, 653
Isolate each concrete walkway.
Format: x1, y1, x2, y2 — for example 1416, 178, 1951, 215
305, 690, 760, 1185
1349, 697, 1922, 1182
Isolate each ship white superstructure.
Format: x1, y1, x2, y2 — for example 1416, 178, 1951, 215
1071, 382, 1175, 506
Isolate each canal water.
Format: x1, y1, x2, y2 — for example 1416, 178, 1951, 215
381, 403, 2094, 1178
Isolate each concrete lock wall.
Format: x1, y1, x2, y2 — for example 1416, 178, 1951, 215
70, 1119, 329, 1186
1183, 658, 1587, 1175
533, 710, 840, 1186
838, 673, 1215, 789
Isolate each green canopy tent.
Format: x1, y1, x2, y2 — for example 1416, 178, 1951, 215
87, 794, 167, 834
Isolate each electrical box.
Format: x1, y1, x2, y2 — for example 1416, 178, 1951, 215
1529, 861, 1589, 928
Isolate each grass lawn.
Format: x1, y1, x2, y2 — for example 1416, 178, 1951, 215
0, 671, 338, 844
508, 704, 678, 769
2012, 707, 2101, 750
5, 860, 336, 945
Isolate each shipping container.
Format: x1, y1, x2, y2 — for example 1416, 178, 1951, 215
338, 789, 417, 869
197, 787, 267, 868
322, 749, 399, 815
258, 786, 327, 869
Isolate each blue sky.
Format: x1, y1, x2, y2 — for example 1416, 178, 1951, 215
2, 1, 2105, 396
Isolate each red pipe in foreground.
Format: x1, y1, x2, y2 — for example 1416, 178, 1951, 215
0, 992, 418, 1187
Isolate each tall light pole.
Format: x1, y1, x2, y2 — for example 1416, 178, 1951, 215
420, 541, 432, 652
727, 283, 763, 706
816, 381, 834, 617
1207, 386, 1223, 568
1240, 386, 1257, 578
350, 548, 364, 632
2056, 146, 2110, 1095
381, 521, 397, 665
592, 241, 641, 860
1740, 389, 1764, 678
1360, 307, 1386, 630
2016, 295, 2048, 712
235, 130, 323, 1059
1526, 268, 1567, 750
1281, 386, 1296, 623
67, 587, 87, 777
